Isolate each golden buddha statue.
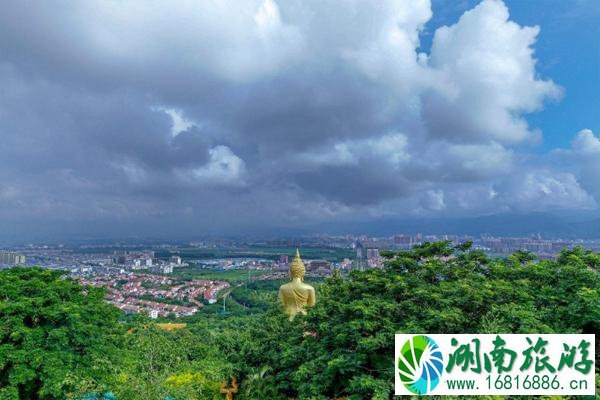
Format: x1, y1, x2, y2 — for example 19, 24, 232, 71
278, 249, 316, 320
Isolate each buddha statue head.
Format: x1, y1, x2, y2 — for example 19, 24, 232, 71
289, 248, 305, 281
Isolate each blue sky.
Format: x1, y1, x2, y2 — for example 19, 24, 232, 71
428, 0, 600, 152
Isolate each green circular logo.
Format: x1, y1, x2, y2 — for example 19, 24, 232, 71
397, 335, 444, 394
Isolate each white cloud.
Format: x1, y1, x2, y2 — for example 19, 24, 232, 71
572, 129, 600, 155
114, 160, 148, 184
368, 133, 411, 167
3, 0, 306, 83
568, 129, 600, 202
344, 0, 431, 94
406, 140, 513, 183
254, 0, 282, 37
424, 0, 561, 144
152, 106, 195, 137
420, 189, 446, 211
188, 146, 246, 186
446, 143, 512, 176
292, 133, 410, 169
499, 170, 596, 211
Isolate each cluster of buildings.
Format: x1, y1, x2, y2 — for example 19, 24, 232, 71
80, 273, 229, 318
112, 251, 187, 274
194, 257, 271, 271
3, 231, 599, 279
0, 245, 192, 276
354, 242, 384, 268
271, 255, 347, 276
342, 233, 600, 259
476, 235, 575, 256
0, 251, 26, 266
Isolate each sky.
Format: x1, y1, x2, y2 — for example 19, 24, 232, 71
0, 0, 599, 241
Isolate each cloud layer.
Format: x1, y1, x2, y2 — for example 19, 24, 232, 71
0, 0, 595, 237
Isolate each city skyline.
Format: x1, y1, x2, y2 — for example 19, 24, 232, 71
0, 0, 599, 241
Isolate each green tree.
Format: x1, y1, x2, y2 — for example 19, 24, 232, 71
234, 244, 600, 399
0, 267, 123, 399
115, 325, 232, 400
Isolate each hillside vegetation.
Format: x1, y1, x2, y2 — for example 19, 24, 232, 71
0, 242, 598, 399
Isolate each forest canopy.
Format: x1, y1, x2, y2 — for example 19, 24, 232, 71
0, 242, 598, 399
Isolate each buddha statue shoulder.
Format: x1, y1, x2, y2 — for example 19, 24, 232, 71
278, 249, 316, 320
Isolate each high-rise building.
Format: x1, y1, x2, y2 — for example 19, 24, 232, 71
150, 264, 173, 274
355, 241, 365, 259
353, 241, 367, 270
366, 248, 380, 259
394, 235, 412, 247
170, 255, 182, 265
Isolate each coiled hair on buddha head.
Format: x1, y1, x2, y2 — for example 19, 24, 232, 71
290, 260, 305, 280
289, 249, 305, 280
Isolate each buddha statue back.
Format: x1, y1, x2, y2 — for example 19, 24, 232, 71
278, 249, 316, 320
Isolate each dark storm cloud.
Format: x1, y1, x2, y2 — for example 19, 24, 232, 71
0, 0, 593, 238
293, 164, 412, 206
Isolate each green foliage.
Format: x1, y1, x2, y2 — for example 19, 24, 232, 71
113, 324, 232, 400
227, 280, 323, 316
0, 267, 123, 399
228, 282, 281, 313
232, 244, 600, 399
2, 244, 599, 400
